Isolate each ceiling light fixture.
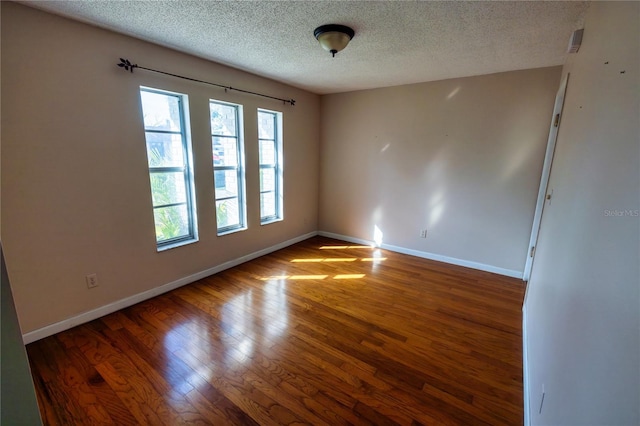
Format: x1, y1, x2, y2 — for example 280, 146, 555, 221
314, 24, 355, 57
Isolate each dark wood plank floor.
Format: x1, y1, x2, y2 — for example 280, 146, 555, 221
27, 236, 526, 425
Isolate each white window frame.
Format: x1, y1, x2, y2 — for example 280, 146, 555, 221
140, 86, 198, 251
210, 100, 247, 235
258, 109, 284, 224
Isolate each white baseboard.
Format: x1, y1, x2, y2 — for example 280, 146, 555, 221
22, 231, 318, 344
522, 305, 531, 426
317, 231, 374, 248
318, 231, 523, 279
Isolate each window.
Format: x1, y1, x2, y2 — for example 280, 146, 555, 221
258, 109, 283, 223
210, 100, 246, 234
140, 87, 198, 250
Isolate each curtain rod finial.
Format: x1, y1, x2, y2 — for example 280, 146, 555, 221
117, 58, 137, 73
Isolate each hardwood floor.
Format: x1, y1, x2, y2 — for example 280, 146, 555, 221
27, 236, 526, 425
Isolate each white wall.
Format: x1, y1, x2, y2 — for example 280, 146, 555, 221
1, 2, 320, 334
319, 67, 561, 276
524, 2, 639, 424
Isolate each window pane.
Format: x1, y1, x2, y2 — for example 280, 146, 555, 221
259, 139, 275, 165
141, 91, 181, 131
260, 168, 275, 192
214, 170, 238, 199
150, 172, 187, 206
212, 137, 238, 167
258, 109, 282, 224
216, 198, 240, 229
258, 112, 274, 139
141, 87, 197, 248
210, 103, 237, 136
211, 100, 244, 233
145, 132, 184, 167
261, 193, 276, 219
154, 204, 189, 242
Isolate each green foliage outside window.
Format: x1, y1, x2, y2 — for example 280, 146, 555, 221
149, 147, 188, 241
216, 202, 228, 228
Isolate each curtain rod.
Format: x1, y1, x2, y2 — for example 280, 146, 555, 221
117, 58, 296, 106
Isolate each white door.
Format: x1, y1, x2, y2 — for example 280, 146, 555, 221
523, 73, 569, 282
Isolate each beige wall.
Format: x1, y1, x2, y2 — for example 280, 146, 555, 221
319, 67, 561, 275
1, 2, 320, 333
524, 2, 639, 424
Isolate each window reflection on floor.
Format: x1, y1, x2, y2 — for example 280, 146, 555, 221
221, 290, 255, 366
263, 279, 288, 339
164, 320, 214, 394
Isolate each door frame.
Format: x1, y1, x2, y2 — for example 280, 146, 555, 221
523, 73, 570, 282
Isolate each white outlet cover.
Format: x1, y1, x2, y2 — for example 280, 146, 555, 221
86, 274, 98, 288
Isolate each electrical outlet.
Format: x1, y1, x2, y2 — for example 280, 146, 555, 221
420, 229, 428, 238
86, 273, 99, 289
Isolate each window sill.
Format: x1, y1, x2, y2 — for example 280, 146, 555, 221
157, 237, 198, 252
260, 217, 283, 226
217, 226, 247, 237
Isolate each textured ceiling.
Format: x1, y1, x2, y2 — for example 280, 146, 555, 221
20, 1, 590, 94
